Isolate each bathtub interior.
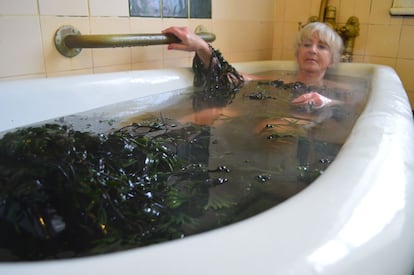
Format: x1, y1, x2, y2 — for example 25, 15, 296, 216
0, 68, 194, 133
0, 61, 413, 275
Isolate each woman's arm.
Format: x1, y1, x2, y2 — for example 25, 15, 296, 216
163, 26, 245, 102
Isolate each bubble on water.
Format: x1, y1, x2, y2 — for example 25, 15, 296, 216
256, 174, 271, 183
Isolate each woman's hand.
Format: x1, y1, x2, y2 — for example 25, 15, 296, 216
291, 92, 333, 109
161, 26, 204, 51
162, 26, 212, 66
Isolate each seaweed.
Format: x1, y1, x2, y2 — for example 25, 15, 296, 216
0, 122, 214, 261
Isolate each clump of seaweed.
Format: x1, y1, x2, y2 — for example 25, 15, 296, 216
0, 122, 214, 261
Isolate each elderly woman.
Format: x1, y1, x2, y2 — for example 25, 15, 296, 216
162, 22, 344, 110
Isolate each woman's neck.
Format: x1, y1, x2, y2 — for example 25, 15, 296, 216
296, 71, 325, 87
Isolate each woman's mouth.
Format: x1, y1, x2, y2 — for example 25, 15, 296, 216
305, 58, 318, 63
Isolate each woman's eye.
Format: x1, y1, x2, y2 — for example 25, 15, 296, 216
318, 44, 328, 50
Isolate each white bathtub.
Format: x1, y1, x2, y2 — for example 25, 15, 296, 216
0, 61, 413, 275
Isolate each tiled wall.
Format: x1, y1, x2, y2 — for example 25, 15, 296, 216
0, 0, 413, 106
0, 0, 274, 79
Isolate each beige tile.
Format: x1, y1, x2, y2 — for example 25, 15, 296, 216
228, 20, 250, 52
271, 48, 282, 60
248, 21, 274, 52
365, 24, 401, 58
274, 0, 286, 22
228, 51, 250, 63
362, 56, 397, 67
280, 50, 296, 61
246, 0, 274, 21
395, 58, 414, 96
93, 64, 131, 74
47, 68, 93, 77
213, 0, 274, 21
285, 0, 313, 23
131, 60, 164, 71
350, 54, 365, 63
260, 49, 273, 60
160, 18, 189, 29
163, 46, 192, 62
131, 17, 163, 31
39, 0, 88, 16
218, 0, 274, 21
245, 21, 261, 51
403, 17, 414, 26
91, 46, 131, 68
131, 46, 162, 64
272, 21, 284, 59
231, 49, 272, 63
0, 0, 38, 15
398, 25, 414, 59
0, 16, 45, 78
130, 18, 164, 63
211, 20, 233, 53
89, 0, 129, 16
369, 0, 403, 25
241, 0, 274, 21
90, 17, 132, 67
163, 57, 192, 68
40, 16, 93, 74
281, 22, 299, 59
213, 0, 241, 20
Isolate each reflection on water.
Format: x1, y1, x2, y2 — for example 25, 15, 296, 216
0, 70, 368, 261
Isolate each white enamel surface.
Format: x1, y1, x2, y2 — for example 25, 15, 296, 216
0, 61, 413, 275
0, 68, 194, 132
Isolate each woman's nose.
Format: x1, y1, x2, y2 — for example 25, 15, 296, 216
309, 44, 317, 53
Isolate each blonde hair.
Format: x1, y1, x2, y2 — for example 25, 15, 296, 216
295, 22, 344, 65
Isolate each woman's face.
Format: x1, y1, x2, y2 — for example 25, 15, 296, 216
296, 33, 333, 75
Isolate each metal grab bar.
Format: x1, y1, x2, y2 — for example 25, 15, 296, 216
54, 25, 216, 58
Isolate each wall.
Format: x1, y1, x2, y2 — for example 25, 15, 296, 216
0, 0, 274, 79
273, 0, 414, 106
0, 0, 413, 107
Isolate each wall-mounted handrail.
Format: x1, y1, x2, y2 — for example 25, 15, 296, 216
54, 25, 216, 58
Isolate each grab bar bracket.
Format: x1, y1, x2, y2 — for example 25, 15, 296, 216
54, 25, 82, 57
